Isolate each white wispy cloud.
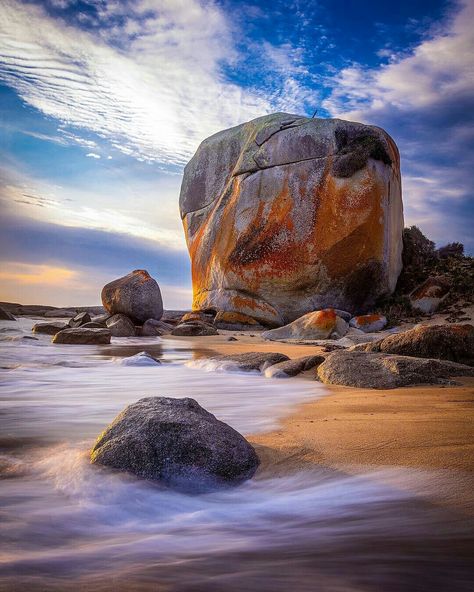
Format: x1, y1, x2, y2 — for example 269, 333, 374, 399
86, 152, 101, 159
0, 0, 273, 165
323, 0, 474, 249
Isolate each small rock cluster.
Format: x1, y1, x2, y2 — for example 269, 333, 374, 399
31, 270, 173, 345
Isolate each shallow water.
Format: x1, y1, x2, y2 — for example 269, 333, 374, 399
1, 318, 473, 591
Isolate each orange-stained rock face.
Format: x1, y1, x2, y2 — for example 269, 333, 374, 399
180, 112, 403, 326
262, 309, 349, 341
349, 313, 387, 333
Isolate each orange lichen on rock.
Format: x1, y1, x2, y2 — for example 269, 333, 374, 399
309, 308, 337, 330
179, 112, 403, 326
354, 314, 384, 326
215, 311, 259, 326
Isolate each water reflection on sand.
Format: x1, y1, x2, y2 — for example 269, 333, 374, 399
0, 318, 473, 591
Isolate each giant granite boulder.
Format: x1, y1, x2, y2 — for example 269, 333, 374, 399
101, 270, 163, 324
180, 112, 403, 326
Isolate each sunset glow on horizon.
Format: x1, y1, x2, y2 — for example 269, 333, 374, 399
1, 0, 473, 307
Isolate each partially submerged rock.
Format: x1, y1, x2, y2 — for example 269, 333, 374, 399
354, 323, 474, 366
317, 350, 474, 389
211, 352, 289, 372
106, 313, 136, 337
264, 355, 325, 378
118, 352, 161, 366
262, 309, 348, 341
409, 276, 450, 314
349, 314, 387, 333
180, 112, 403, 326
52, 328, 111, 345
90, 397, 259, 492
0, 306, 16, 321
171, 321, 218, 336
101, 270, 163, 324
32, 321, 68, 335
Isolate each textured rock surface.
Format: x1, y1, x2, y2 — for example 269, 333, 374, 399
32, 321, 68, 335
106, 313, 136, 337
181, 311, 215, 325
211, 352, 289, 372
264, 355, 325, 378
90, 397, 259, 492
52, 328, 111, 344
349, 314, 387, 333
409, 276, 450, 314
102, 270, 163, 324
171, 321, 218, 336
68, 312, 91, 328
263, 309, 348, 341
141, 319, 173, 336
0, 305, 16, 321
81, 322, 106, 329
214, 311, 265, 331
317, 350, 474, 389
354, 324, 474, 366
180, 112, 403, 326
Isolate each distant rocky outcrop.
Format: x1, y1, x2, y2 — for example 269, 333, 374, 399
101, 270, 163, 324
378, 226, 473, 323
353, 323, 474, 366
90, 397, 259, 492
317, 350, 474, 389
180, 112, 403, 326
52, 327, 111, 344
0, 305, 16, 321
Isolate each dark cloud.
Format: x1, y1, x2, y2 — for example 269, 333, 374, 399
0, 213, 191, 287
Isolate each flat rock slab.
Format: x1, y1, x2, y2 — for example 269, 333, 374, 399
317, 350, 474, 389
353, 323, 474, 366
32, 322, 68, 335
90, 397, 259, 492
264, 355, 325, 378
213, 352, 289, 372
52, 328, 111, 345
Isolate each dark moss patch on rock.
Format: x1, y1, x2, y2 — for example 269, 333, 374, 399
332, 128, 392, 178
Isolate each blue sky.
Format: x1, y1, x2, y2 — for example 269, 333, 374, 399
0, 0, 473, 307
